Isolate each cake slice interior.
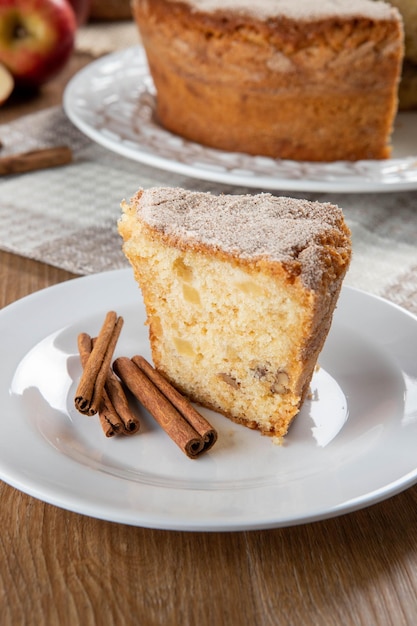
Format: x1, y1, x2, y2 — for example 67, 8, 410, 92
119, 188, 351, 440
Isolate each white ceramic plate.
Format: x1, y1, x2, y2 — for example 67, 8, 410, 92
1, 269, 417, 531
63, 46, 417, 194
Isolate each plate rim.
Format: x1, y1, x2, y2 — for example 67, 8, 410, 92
63, 45, 417, 195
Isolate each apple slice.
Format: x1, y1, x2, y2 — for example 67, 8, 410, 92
0, 62, 14, 105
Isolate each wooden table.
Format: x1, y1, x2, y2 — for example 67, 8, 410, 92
2, 52, 417, 626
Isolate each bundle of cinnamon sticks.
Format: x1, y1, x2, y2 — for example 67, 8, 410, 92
75, 311, 140, 437
74, 311, 217, 458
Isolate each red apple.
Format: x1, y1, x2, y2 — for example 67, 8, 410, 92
0, 62, 14, 104
67, 0, 91, 25
0, 0, 77, 89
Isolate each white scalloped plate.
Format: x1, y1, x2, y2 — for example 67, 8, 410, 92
0, 269, 417, 530
63, 46, 417, 193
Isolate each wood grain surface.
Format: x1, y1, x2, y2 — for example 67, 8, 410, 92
1, 43, 417, 625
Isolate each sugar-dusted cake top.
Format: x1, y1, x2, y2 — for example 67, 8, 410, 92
173, 0, 398, 21
129, 187, 351, 290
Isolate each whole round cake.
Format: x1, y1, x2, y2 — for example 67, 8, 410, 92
132, 0, 404, 161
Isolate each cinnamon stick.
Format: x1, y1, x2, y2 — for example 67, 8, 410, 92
132, 355, 217, 452
90, 335, 140, 434
77, 332, 123, 437
0, 146, 72, 176
103, 368, 140, 435
98, 393, 123, 438
75, 311, 123, 416
113, 357, 204, 459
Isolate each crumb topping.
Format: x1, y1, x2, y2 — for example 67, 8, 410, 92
129, 187, 351, 290
172, 0, 397, 21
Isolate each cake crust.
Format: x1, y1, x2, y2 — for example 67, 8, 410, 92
130, 187, 351, 290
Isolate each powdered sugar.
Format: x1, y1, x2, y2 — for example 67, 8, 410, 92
176, 0, 397, 21
131, 187, 351, 290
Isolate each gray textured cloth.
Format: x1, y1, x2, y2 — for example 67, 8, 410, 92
0, 106, 416, 314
